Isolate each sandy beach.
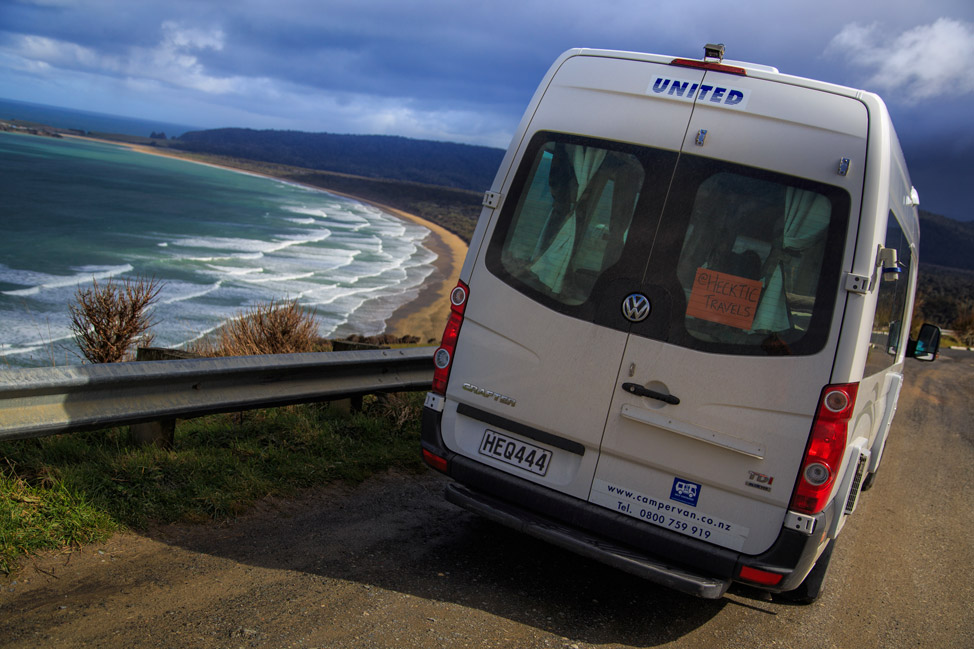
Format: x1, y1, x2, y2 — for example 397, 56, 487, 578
323, 192, 467, 344
77, 136, 468, 344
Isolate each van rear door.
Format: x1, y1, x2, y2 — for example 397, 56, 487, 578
588, 69, 868, 554
442, 54, 867, 557
439, 57, 704, 500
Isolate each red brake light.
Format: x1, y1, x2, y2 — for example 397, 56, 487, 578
422, 449, 449, 473
669, 59, 747, 75
790, 383, 859, 515
432, 280, 468, 395
738, 565, 784, 586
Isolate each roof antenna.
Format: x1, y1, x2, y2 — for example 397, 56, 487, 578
704, 43, 725, 62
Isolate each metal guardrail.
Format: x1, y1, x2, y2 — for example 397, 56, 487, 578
0, 347, 434, 443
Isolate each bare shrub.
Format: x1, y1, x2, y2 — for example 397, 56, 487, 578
69, 276, 162, 363
953, 308, 974, 347
365, 392, 422, 432
186, 335, 219, 358
216, 299, 319, 356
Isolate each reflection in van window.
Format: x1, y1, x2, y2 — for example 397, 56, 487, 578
676, 173, 832, 349
499, 141, 644, 305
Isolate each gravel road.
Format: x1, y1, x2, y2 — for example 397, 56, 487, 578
2, 351, 972, 648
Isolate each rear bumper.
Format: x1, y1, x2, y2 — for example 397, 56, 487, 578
422, 403, 832, 597
446, 479, 730, 598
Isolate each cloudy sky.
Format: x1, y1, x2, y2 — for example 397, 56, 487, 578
1, 0, 972, 220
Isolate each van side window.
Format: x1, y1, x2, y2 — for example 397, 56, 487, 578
675, 172, 834, 351
496, 139, 645, 305
864, 214, 912, 375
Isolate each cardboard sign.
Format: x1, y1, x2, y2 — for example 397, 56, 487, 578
687, 268, 762, 330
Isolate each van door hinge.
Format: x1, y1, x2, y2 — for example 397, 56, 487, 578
483, 191, 502, 208
844, 273, 871, 294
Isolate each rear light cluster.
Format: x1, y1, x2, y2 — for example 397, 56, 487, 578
789, 383, 859, 515
432, 280, 469, 395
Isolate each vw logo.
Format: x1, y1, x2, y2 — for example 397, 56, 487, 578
622, 293, 651, 323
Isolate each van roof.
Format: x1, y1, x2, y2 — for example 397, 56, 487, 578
568, 48, 870, 102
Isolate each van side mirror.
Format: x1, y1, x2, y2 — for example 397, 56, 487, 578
907, 323, 941, 362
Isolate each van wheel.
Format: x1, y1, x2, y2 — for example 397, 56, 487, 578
774, 539, 835, 604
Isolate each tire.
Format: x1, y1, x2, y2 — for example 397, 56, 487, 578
775, 539, 836, 604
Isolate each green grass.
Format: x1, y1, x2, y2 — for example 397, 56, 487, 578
0, 393, 425, 573
940, 333, 963, 348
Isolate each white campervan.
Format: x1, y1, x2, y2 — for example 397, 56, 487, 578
421, 45, 941, 602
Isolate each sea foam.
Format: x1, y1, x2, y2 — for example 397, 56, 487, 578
0, 133, 438, 366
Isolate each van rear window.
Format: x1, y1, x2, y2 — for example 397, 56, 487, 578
486, 132, 850, 356
675, 173, 835, 350
495, 140, 646, 306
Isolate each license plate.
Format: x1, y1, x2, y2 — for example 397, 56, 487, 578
479, 429, 552, 476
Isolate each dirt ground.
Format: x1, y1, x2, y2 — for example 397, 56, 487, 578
2, 351, 973, 649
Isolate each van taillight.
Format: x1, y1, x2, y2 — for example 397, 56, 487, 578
432, 280, 468, 395
789, 383, 859, 515
737, 565, 784, 586
422, 449, 449, 473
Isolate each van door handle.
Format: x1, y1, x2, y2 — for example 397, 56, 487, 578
621, 382, 680, 405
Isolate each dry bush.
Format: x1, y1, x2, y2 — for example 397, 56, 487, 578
365, 392, 422, 432
69, 276, 162, 363
186, 336, 219, 358
216, 299, 319, 356
953, 308, 974, 347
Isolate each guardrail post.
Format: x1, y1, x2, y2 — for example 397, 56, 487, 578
129, 347, 200, 448
330, 340, 389, 412
130, 419, 175, 449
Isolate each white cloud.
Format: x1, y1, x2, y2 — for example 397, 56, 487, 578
238, 86, 517, 147
1, 22, 257, 95
134, 23, 237, 93
160, 21, 224, 52
828, 18, 974, 101
14, 34, 100, 68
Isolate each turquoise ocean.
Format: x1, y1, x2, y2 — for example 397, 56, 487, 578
0, 131, 436, 367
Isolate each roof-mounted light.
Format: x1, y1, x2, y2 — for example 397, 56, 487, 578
704, 43, 725, 62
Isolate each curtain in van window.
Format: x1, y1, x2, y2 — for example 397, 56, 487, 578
529, 146, 607, 293
751, 188, 831, 332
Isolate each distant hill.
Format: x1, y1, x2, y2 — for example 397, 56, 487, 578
914, 211, 974, 327
918, 210, 974, 271
173, 128, 504, 192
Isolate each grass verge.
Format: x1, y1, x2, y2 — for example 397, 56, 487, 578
0, 393, 425, 574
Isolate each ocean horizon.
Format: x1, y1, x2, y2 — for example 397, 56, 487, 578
0, 130, 437, 367
0, 96, 200, 138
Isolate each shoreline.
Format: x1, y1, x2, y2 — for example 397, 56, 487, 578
67, 134, 467, 345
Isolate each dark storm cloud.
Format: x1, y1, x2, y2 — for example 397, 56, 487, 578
1, 0, 972, 217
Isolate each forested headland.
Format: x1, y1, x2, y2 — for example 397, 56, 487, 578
172, 128, 504, 192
